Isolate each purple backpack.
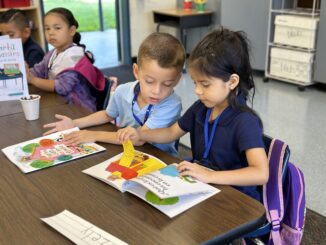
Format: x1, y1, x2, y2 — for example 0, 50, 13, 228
245, 138, 306, 244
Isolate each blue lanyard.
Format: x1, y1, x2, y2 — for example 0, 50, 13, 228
203, 108, 223, 161
131, 83, 153, 126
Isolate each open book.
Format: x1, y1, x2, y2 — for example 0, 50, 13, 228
83, 141, 220, 218
2, 127, 106, 173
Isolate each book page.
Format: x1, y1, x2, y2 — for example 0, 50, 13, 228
126, 183, 219, 218
2, 127, 106, 173
0, 38, 29, 101
41, 210, 127, 245
130, 164, 218, 199
83, 151, 166, 192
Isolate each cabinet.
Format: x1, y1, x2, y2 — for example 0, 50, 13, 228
314, 1, 326, 84
264, 0, 320, 89
0, 0, 45, 50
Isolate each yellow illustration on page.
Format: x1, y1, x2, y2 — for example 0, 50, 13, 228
119, 140, 135, 167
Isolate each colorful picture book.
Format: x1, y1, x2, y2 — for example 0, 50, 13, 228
2, 128, 106, 173
83, 141, 220, 218
0, 37, 29, 101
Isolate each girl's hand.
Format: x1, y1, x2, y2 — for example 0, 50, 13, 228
63, 130, 95, 145
177, 161, 214, 183
43, 114, 75, 135
117, 127, 140, 143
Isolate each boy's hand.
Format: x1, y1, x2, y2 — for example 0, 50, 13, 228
63, 130, 96, 145
43, 114, 74, 135
117, 127, 140, 144
177, 161, 213, 183
25, 63, 33, 84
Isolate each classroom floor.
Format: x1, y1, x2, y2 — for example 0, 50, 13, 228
174, 72, 326, 217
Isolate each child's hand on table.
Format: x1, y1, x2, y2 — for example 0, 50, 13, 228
43, 114, 74, 135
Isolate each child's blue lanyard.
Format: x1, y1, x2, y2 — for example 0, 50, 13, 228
131, 83, 153, 126
203, 108, 222, 161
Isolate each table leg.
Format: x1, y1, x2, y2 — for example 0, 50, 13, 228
180, 28, 187, 73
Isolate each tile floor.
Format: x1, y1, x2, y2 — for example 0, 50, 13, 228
174, 73, 326, 216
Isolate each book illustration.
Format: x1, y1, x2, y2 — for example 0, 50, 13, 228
142, 165, 198, 206
106, 151, 165, 181
2, 127, 106, 173
3, 63, 21, 75
83, 141, 220, 218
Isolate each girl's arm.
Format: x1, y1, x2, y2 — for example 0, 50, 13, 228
28, 76, 55, 92
117, 122, 186, 145
178, 148, 269, 186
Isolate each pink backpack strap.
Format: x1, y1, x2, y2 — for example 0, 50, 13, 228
64, 55, 106, 91
263, 139, 288, 245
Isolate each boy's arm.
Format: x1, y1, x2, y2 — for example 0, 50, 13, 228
117, 122, 185, 144
43, 111, 114, 135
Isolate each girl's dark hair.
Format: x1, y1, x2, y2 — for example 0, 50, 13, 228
189, 27, 261, 124
45, 7, 94, 63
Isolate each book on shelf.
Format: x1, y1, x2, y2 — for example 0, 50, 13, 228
2, 127, 106, 173
83, 141, 220, 218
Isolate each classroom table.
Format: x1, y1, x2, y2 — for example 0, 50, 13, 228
0, 85, 67, 117
153, 9, 214, 52
0, 98, 266, 244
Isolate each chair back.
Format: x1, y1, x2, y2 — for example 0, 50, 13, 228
93, 76, 116, 111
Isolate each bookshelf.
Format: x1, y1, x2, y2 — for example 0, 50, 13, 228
0, 1, 45, 50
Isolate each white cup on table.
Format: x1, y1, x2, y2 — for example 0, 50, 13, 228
20, 94, 41, 120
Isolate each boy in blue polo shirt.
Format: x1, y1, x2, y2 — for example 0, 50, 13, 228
43, 32, 185, 156
117, 28, 269, 200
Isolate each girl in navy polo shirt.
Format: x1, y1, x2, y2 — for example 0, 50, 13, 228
117, 28, 269, 201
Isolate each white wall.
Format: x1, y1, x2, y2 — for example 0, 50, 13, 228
129, 0, 178, 57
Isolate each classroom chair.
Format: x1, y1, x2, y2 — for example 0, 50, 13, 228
95, 76, 118, 111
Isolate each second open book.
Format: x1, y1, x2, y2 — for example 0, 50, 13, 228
83, 141, 220, 218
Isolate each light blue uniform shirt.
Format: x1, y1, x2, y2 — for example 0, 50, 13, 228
106, 81, 182, 156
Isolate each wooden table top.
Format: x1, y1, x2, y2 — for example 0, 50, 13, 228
0, 97, 265, 244
0, 85, 67, 117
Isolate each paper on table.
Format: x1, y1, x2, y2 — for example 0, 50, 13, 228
41, 210, 128, 245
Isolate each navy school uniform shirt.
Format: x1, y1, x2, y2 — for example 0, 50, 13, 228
23, 37, 45, 68
178, 99, 265, 201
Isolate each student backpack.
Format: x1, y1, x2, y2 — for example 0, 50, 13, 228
244, 138, 306, 245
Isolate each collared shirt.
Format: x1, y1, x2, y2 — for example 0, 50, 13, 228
48, 45, 84, 80
23, 37, 44, 68
106, 81, 182, 156
178, 99, 265, 200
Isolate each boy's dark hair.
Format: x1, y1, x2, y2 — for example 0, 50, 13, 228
137, 32, 185, 72
0, 9, 30, 30
45, 7, 94, 63
189, 27, 261, 123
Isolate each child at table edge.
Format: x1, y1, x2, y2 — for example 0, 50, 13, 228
0, 8, 44, 68
42, 32, 186, 156
117, 28, 269, 200
26, 7, 105, 112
